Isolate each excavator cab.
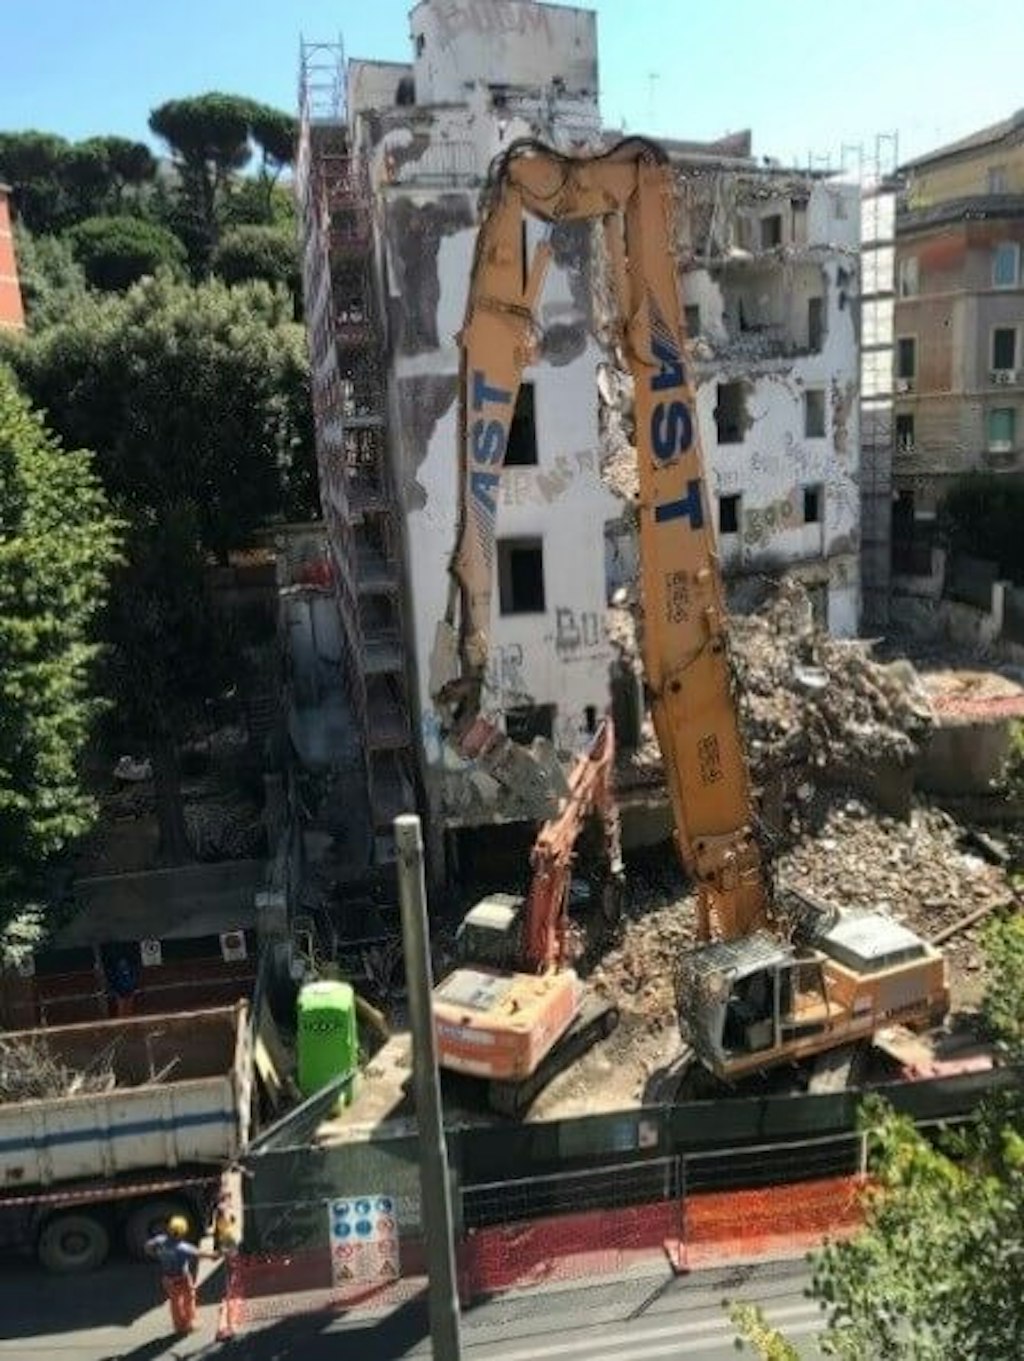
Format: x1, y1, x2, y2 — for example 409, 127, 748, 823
678, 913, 948, 1082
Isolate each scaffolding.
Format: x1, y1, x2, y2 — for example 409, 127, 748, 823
297, 39, 416, 867
857, 134, 900, 628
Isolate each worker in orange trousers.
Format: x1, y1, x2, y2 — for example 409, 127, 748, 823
145, 1214, 219, 1335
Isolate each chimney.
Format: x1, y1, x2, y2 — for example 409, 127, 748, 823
0, 186, 25, 331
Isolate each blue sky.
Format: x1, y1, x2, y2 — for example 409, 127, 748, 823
1, 0, 1020, 169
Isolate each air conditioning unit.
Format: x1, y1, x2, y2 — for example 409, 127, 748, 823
991, 369, 1018, 385
895, 377, 914, 393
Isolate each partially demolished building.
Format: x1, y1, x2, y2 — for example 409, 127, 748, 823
297, 0, 862, 875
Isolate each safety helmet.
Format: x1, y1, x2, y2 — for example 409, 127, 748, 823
167, 1215, 189, 1238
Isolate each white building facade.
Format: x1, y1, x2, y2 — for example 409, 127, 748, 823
312, 0, 862, 859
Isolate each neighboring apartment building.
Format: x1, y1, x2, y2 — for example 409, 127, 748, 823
0, 185, 25, 330
891, 109, 1024, 567
297, 0, 861, 877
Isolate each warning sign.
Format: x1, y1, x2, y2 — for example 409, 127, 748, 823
327, 1195, 400, 1284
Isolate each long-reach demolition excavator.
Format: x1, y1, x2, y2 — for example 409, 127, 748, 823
429, 135, 949, 1111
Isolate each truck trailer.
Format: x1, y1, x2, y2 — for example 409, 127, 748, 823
0, 1003, 252, 1272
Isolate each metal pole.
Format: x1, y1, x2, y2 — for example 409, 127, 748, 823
395, 814, 463, 1361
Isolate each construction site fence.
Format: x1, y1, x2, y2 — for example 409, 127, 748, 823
240, 1061, 1020, 1259
219, 1134, 873, 1339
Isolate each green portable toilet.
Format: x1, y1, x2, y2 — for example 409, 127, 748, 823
296, 980, 359, 1106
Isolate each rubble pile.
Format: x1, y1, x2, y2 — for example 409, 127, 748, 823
778, 794, 1012, 978
586, 790, 1011, 1022
612, 579, 936, 807
729, 579, 934, 773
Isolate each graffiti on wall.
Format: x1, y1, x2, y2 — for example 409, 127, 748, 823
484, 642, 529, 698
743, 489, 799, 547
501, 449, 596, 508
553, 606, 604, 660
434, 1, 554, 49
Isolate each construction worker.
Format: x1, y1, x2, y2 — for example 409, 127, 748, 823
145, 1214, 218, 1336
212, 1193, 240, 1257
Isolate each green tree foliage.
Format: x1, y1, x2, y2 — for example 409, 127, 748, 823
938, 471, 1024, 583
0, 131, 156, 233
732, 914, 1024, 1361
12, 224, 89, 330
88, 136, 157, 205
0, 131, 70, 232
148, 94, 294, 267
0, 365, 120, 921
2, 276, 316, 856
5, 274, 315, 553
103, 506, 234, 863
67, 215, 187, 291
212, 224, 298, 297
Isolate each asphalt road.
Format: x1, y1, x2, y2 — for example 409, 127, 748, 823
0, 1254, 825, 1359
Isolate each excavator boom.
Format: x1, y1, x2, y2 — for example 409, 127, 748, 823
431, 137, 768, 943
522, 715, 622, 974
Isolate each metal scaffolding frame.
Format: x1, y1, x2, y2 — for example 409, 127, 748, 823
297, 39, 416, 867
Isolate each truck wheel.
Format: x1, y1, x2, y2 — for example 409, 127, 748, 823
124, 1198, 198, 1262
37, 1212, 111, 1274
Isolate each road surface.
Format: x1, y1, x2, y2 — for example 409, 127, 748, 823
0, 1254, 825, 1359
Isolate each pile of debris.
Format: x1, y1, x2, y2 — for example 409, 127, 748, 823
779, 794, 1012, 981
730, 579, 934, 772
612, 579, 935, 816
0, 1035, 117, 1104
585, 788, 1011, 1022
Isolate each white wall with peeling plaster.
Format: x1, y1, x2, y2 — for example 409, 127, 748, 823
693, 185, 863, 637
396, 222, 621, 797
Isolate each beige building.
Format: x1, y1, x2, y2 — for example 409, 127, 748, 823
892, 109, 1024, 569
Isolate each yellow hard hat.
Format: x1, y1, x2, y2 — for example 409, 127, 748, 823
167, 1215, 189, 1238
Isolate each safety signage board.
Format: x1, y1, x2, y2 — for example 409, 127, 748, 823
327, 1194, 400, 1284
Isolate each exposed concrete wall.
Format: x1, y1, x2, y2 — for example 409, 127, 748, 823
410, 0, 599, 105
386, 198, 622, 824
694, 204, 862, 638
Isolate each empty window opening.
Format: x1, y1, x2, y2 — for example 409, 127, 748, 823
988, 165, 1008, 194
504, 382, 538, 466
719, 494, 740, 535
803, 485, 823, 524
992, 242, 1020, 289
988, 407, 1017, 451
804, 389, 826, 439
498, 537, 545, 614
506, 703, 555, 744
897, 256, 919, 298
807, 296, 824, 351
584, 704, 598, 734
993, 328, 1018, 371
715, 382, 747, 444
895, 413, 915, 451
684, 304, 701, 336
760, 214, 783, 249
896, 336, 917, 380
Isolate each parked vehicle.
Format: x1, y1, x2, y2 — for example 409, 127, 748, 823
0, 1003, 252, 1272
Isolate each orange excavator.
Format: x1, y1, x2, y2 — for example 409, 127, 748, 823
430, 135, 948, 1111
432, 714, 624, 1116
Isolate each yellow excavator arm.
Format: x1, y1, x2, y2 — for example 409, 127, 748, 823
430, 137, 770, 943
